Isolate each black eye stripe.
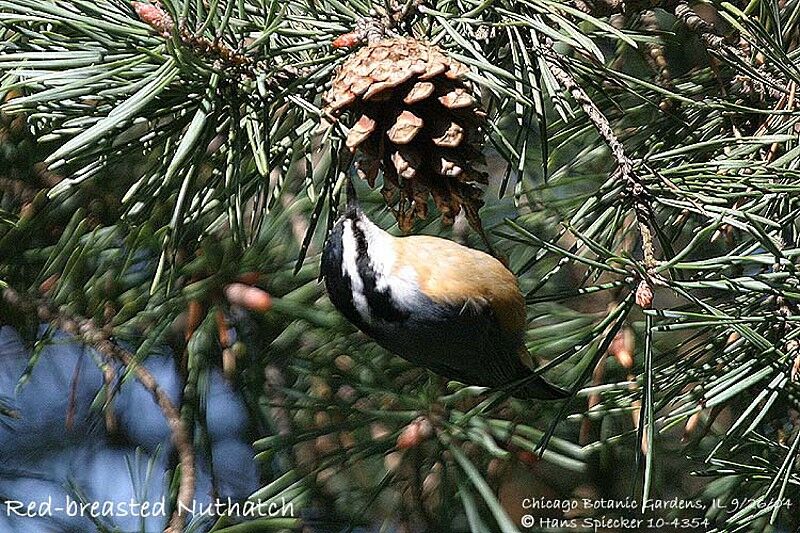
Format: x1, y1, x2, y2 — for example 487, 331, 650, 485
322, 221, 365, 329
351, 219, 409, 322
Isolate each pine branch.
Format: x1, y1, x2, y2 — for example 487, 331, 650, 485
538, 38, 658, 306
132, 1, 251, 74
673, 1, 788, 100
3, 0, 800, 529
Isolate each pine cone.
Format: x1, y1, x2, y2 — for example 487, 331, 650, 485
325, 36, 487, 232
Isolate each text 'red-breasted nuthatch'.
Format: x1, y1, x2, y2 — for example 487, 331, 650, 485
321, 181, 567, 400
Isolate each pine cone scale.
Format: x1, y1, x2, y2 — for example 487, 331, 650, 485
403, 82, 434, 104
346, 115, 377, 150
387, 110, 423, 144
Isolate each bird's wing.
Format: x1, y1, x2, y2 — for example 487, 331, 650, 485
392, 235, 526, 336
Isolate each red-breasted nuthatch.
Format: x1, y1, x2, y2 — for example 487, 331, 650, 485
321, 181, 567, 400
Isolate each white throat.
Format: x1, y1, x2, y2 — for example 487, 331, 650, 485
339, 214, 420, 323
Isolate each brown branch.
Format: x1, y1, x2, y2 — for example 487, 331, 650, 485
386, 0, 426, 28
336, 0, 424, 46
673, 1, 787, 101
560, 0, 787, 103
132, 2, 249, 72
790, 340, 800, 382
102, 361, 118, 434
1, 288, 195, 533
97, 338, 195, 533
131, 1, 307, 84
673, 2, 727, 49
569, 0, 668, 17
538, 39, 658, 306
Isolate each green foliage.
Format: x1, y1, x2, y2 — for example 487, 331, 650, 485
2, 0, 800, 531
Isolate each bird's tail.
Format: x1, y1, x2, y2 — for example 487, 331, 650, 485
507, 348, 570, 400
515, 374, 570, 400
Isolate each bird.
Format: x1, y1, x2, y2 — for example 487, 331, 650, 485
320, 179, 568, 400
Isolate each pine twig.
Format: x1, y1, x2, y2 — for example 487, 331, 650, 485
386, 0, 426, 28
334, 0, 424, 47
538, 39, 657, 306
569, 0, 667, 17
102, 362, 118, 434
132, 2, 250, 73
131, 1, 307, 84
673, 1, 787, 100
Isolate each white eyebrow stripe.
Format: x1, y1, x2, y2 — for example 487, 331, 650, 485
341, 219, 371, 322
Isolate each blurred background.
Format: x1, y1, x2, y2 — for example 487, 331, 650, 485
1, 0, 800, 531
